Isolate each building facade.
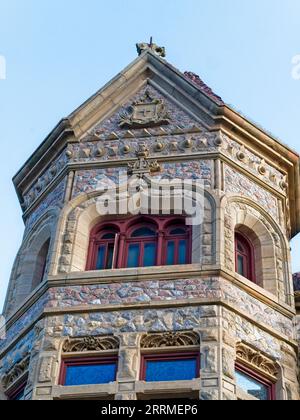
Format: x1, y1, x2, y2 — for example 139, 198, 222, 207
1, 42, 300, 400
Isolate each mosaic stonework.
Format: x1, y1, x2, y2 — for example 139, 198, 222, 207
23, 152, 68, 210
91, 85, 201, 138
221, 133, 287, 194
0, 277, 293, 355
224, 165, 278, 220
72, 168, 126, 198
153, 160, 213, 187
25, 179, 66, 233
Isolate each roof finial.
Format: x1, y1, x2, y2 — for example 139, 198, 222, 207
136, 39, 166, 58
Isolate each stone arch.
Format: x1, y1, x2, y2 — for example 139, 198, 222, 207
4, 212, 57, 315
55, 187, 217, 274
221, 195, 291, 302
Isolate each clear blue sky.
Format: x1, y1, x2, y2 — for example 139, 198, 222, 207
0, 0, 300, 311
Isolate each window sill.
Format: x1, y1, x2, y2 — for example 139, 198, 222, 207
52, 382, 117, 400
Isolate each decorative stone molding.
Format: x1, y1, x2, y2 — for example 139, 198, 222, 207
62, 335, 120, 353
140, 331, 200, 348
236, 342, 279, 380
2, 355, 30, 390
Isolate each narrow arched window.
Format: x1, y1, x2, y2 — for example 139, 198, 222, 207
235, 232, 255, 282
32, 238, 50, 289
87, 228, 118, 271
164, 224, 191, 265
125, 224, 157, 268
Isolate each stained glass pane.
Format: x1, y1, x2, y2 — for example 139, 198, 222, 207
143, 243, 157, 267
166, 241, 175, 265
131, 227, 156, 238
237, 255, 245, 276
96, 246, 106, 270
65, 363, 117, 386
127, 244, 140, 268
179, 240, 187, 264
145, 359, 198, 382
236, 370, 269, 400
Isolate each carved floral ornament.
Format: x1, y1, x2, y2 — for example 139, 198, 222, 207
2, 355, 30, 390
236, 342, 279, 380
62, 335, 120, 353
140, 331, 200, 349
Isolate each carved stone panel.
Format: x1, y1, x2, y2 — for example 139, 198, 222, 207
236, 342, 279, 380
62, 335, 120, 353
140, 331, 200, 348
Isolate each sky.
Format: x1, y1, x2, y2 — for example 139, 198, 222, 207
0, 0, 300, 311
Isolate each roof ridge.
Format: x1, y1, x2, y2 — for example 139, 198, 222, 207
183, 71, 224, 105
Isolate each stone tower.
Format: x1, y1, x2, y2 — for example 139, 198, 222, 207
1, 42, 300, 400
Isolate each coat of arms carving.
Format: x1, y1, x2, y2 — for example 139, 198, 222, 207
119, 90, 170, 129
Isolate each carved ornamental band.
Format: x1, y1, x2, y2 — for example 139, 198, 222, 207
2, 356, 30, 390
62, 335, 119, 353
140, 331, 200, 349
236, 342, 279, 380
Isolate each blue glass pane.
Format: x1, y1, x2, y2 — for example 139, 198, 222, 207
236, 370, 269, 400
13, 388, 26, 400
169, 228, 186, 235
145, 359, 197, 382
166, 241, 175, 265
65, 363, 117, 386
106, 244, 114, 269
143, 243, 157, 267
102, 233, 116, 239
131, 227, 156, 238
178, 240, 187, 264
127, 244, 140, 268
96, 246, 105, 270
237, 255, 245, 276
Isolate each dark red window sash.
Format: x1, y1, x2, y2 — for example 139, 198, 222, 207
86, 216, 191, 271
140, 352, 200, 381
235, 363, 276, 400
235, 232, 256, 283
59, 356, 118, 386
6, 376, 28, 400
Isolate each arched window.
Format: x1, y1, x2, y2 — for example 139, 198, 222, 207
86, 227, 118, 271
235, 232, 255, 282
86, 217, 191, 271
125, 224, 157, 268
32, 238, 50, 289
164, 224, 191, 266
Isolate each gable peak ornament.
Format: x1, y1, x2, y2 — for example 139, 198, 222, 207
136, 37, 166, 58
119, 89, 170, 129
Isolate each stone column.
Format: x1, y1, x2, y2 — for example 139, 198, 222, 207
115, 333, 140, 401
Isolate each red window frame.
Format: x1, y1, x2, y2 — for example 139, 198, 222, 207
6, 377, 28, 400
164, 225, 191, 265
235, 232, 256, 283
140, 352, 200, 381
86, 227, 119, 271
235, 363, 276, 400
86, 216, 192, 271
59, 356, 118, 386
123, 223, 158, 268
